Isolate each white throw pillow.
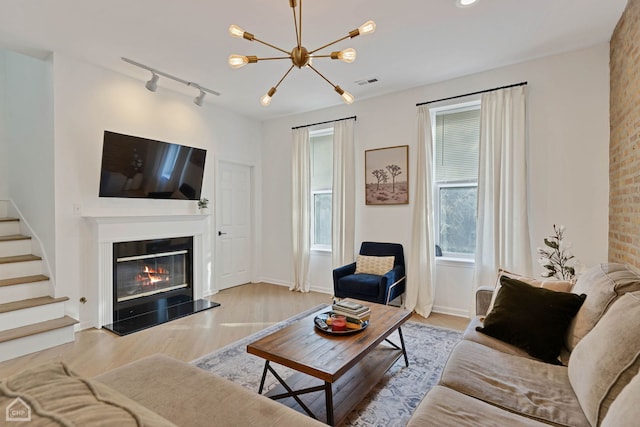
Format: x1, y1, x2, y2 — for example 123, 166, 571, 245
354, 255, 395, 276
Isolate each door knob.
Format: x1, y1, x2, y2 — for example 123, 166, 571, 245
218, 231, 227, 236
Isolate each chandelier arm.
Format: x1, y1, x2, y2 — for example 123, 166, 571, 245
308, 35, 350, 55
299, 0, 303, 49
256, 56, 292, 61
291, 0, 301, 48
253, 37, 291, 55
307, 64, 337, 89
274, 65, 296, 89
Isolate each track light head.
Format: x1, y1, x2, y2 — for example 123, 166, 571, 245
194, 89, 206, 106
145, 72, 159, 92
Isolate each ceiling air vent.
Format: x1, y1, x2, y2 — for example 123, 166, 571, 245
355, 78, 379, 86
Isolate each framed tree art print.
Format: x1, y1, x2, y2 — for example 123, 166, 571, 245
365, 145, 409, 205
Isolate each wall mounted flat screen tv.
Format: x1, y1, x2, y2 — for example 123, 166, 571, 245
99, 131, 207, 200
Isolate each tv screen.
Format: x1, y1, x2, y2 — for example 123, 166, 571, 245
99, 131, 206, 200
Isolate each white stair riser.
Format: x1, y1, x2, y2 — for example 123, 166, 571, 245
0, 239, 32, 258
0, 281, 51, 304
0, 260, 42, 280
0, 222, 20, 236
0, 325, 75, 363
0, 302, 66, 332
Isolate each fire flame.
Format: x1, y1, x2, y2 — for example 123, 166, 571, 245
136, 265, 170, 286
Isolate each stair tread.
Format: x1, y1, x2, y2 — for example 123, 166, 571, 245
0, 315, 77, 344
0, 234, 30, 242
0, 275, 49, 288
0, 217, 19, 223
0, 254, 41, 264
0, 296, 69, 314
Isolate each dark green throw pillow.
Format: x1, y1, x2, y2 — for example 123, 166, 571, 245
477, 276, 586, 364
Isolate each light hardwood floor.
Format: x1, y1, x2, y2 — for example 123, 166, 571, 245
0, 283, 469, 379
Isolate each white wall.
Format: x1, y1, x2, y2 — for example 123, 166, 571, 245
0, 50, 7, 199
261, 44, 610, 317
2, 49, 55, 270
50, 54, 262, 328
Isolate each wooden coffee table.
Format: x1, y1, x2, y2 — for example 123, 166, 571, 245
247, 300, 412, 426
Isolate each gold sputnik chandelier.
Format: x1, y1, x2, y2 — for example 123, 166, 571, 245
228, 0, 376, 106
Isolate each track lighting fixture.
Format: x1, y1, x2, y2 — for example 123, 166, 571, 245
228, 0, 375, 106
122, 57, 220, 106
145, 72, 159, 92
192, 87, 206, 107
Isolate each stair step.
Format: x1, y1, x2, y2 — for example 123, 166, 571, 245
0, 235, 32, 258
0, 316, 77, 363
0, 219, 20, 237
0, 234, 30, 242
0, 254, 41, 265
0, 276, 51, 305
0, 316, 77, 344
0, 275, 49, 288
0, 296, 68, 314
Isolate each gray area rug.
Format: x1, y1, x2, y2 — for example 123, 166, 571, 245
192, 305, 461, 427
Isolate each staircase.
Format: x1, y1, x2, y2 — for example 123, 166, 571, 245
0, 201, 77, 363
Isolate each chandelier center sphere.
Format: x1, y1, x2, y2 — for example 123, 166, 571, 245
291, 46, 310, 68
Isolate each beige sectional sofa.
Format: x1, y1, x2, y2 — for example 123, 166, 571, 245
408, 263, 640, 427
0, 353, 324, 426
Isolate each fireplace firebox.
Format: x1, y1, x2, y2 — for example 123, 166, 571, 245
105, 236, 219, 335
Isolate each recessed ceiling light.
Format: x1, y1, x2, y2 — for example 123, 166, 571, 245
456, 0, 478, 8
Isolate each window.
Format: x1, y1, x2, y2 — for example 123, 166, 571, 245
432, 103, 480, 258
310, 128, 334, 251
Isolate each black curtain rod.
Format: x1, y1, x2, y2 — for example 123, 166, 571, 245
292, 115, 357, 130
416, 81, 527, 107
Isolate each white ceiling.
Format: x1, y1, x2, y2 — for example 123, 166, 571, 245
0, 0, 628, 121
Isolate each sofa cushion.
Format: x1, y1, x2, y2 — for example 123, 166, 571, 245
0, 361, 176, 426
566, 263, 640, 351
486, 269, 574, 314
407, 385, 551, 427
601, 372, 640, 427
354, 254, 394, 275
568, 292, 640, 426
477, 276, 585, 364
463, 316, 538, 360
439, 340, 590, 427
96, 354, 325, 427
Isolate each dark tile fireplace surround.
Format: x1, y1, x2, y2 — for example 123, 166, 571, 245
104, 236, 219, 336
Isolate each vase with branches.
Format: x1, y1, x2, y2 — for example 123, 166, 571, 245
537, 224, 576, 280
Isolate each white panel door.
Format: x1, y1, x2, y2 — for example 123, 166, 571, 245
215, 162, 252, 290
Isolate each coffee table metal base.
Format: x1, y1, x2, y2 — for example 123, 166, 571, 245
257, 327, 408, 426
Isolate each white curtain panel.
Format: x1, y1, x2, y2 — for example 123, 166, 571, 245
331, 119, 356, 269
475, 86, 532, 289
291, 127, 311, 292
406, 106, 436, 317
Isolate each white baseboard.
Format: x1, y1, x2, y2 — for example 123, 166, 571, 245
432, 305, 470, 318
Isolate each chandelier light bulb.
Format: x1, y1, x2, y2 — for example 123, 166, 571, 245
260, 93, 272, 107
260, 87, 277, 107
229, 24, 245, 38
335, 85, 354, 104
338, 48, 356, 63
341, 90, 355, 104
457, 0, 478, 7
358, 20, 376, 36
228, 54, 249, 69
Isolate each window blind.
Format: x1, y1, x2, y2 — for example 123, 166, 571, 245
435, 107, 480, 182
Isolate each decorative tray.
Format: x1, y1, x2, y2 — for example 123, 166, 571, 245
313, 312, 369, 335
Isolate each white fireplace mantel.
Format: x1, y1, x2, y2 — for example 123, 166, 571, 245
86, 214, 211, 327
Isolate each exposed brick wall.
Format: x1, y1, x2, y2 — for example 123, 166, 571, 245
610, 0, 640, 266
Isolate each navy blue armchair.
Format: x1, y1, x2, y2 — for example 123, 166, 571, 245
333, 242, 406, 305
